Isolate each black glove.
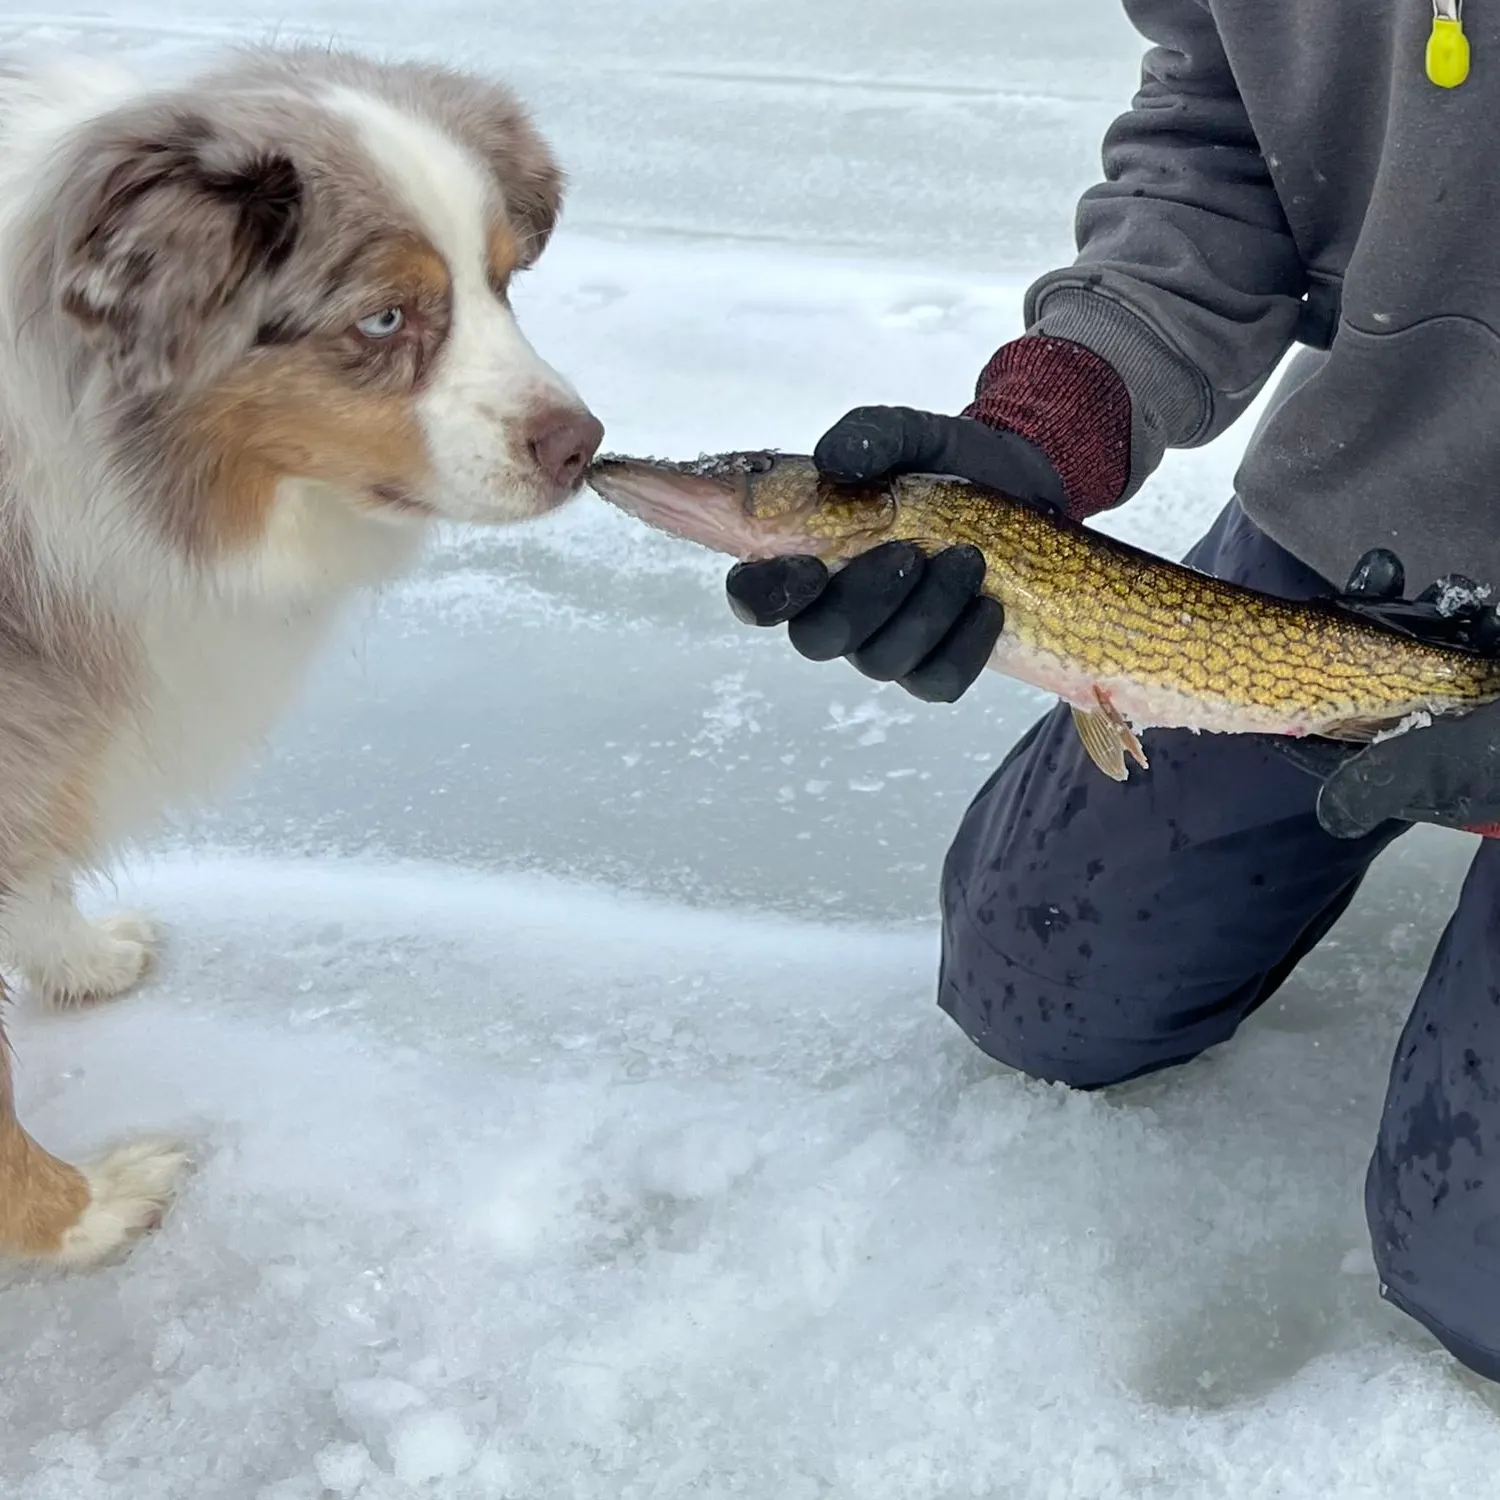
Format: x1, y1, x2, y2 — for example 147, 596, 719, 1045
725, 406, 1066, 704
1273, 548, 1500, 838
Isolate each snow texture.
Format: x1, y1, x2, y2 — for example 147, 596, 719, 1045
1433, 578, 1492, 618
1370, 710, 1435, 746
1, 3, 1497, 1498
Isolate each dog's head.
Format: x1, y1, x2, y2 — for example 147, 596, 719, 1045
46, 49, 601, 562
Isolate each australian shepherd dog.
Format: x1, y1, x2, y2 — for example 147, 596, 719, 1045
0, 45, 601, 1266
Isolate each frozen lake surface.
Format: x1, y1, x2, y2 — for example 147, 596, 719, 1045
0, 4, 1495, 1497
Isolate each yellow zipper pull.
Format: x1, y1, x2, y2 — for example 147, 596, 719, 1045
1428, 0, 1471, 87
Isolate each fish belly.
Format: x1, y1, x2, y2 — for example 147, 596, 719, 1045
985, 635, 1337, 738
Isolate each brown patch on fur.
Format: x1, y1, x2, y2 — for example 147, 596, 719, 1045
351, 235, 450, 306
0, 1002, 91, 1258
139, 228, 453, 557
175, 338, 435, 554
487, 222, 521, 293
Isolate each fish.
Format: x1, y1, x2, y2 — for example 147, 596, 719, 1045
585, 450, 1500, 782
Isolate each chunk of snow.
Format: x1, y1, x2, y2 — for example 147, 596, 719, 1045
314, 1443, 376, 1496
391, 1412, 477, 1485
1434, 579, 1493, 617
1371, 709, 1433, 744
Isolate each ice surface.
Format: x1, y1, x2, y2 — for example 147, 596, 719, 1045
1, 2, 1497, 1497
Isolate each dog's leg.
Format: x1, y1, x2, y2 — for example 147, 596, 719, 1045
1, 874, 157, 1009
0, 990, 186, 1264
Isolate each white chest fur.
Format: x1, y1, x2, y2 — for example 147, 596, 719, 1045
90, 484, 429, 852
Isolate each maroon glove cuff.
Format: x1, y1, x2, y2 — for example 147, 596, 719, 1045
1466, 823, 1500, 838
961, 335, 1132, 521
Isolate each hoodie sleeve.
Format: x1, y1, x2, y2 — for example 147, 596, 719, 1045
1026, 0, 1308, 497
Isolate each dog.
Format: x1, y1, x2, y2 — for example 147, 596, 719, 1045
0, 44, 602, 1267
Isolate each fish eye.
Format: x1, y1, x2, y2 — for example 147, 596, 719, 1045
356, 306, 405, 340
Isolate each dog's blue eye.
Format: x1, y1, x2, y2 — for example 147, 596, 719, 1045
356, 307, 404, 339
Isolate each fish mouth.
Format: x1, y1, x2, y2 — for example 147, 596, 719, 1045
587, 450, 804, 560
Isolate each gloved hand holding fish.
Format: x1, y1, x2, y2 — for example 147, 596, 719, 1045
587, 441, 1500, 786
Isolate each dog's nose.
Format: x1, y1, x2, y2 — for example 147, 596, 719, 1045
529, 406, 604, 491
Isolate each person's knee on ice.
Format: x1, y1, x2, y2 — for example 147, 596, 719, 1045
933, 501, 1398, 1096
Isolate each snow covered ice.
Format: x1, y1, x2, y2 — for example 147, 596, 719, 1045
3, 3, 1500, 1497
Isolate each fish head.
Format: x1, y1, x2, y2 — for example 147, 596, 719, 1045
587, 450, 897, 561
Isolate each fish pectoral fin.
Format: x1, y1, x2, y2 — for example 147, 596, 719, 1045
1071, 705, 1132, 782
1091, 688, 1150, 772
1069, 688, 1149, 781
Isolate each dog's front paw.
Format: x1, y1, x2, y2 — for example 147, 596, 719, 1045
55, 1138, 190, 1266
26, 911, 159, 1009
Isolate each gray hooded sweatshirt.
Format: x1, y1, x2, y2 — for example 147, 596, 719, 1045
1027, 0, 1499, 593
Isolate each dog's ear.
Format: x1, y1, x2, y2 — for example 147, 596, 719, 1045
58, 116, 302, 393
499, 126, 563, 267
472, 97, 563, 267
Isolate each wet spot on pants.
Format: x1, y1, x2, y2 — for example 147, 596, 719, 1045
1019, 903, 1072, 946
